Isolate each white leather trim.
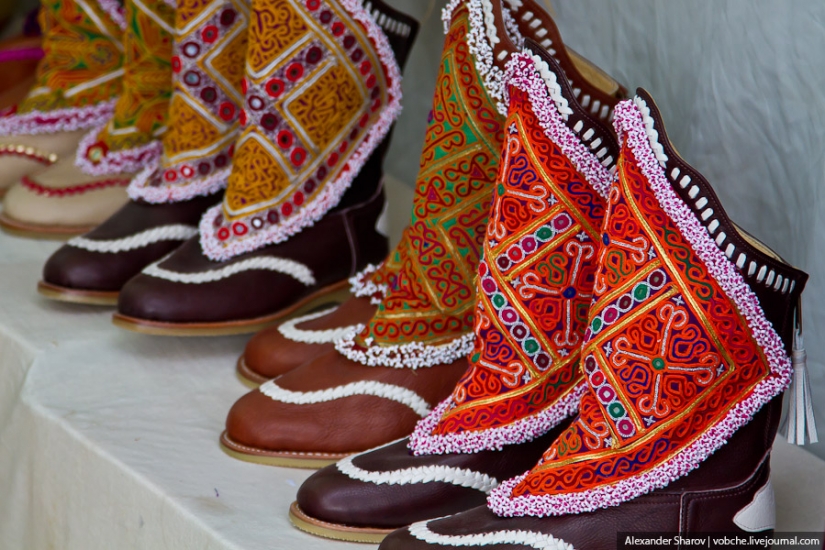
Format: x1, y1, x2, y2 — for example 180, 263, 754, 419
258, 380, 432, 417
142, 256, 315, 285
337, 454, 499, 492
408, 520, 574, 550
67, 224, 198, 253
733, 478, 776, 532
277, 307, 359, 344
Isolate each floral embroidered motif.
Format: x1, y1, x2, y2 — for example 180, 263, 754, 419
128, 0, 251, 203
76, 0, 175, 175
199, 0, 402, 260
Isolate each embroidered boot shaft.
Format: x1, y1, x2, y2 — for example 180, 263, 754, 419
196, 0, 403, 260
75, 0, 175, 175
0, 0, 124, 135
487, 88, 808, 518
127, 0, 250, 203
335, 0, 625, 370
289, 38, 627, 544
37, 0, 251, 303
409, 45, 621, 456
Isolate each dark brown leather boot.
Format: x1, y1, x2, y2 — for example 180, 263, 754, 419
376, 84, 809, 550
109, 0, 419, 335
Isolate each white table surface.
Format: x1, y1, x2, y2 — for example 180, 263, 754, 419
0, 185, 822, 549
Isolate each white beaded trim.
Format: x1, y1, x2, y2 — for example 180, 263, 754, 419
142, 255, 315, 286
258, 379, 432, 417
348, 263, 388, 304
408, 519, 573, 550
278, 307, 359, 344
335, 329, 475, 369
337, 452, 499, 493
487, 96, 794, 517
199, 0, 404, 261
67, 224, 197, 253
0, 99, 117, 136
75, 124, 163, 176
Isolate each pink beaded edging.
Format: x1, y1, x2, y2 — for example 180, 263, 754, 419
198, 0, 403, 261
409, 383, 586, 456
0, 99, 117, 136
487, 96, 794, 517
96, 0, 127, 31
75, 124, 163, 176
128, 165, 229, 203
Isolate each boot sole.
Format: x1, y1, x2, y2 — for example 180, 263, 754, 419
288, 501, 394, 543
37, 280, 119, 306
111, 280, 351, 337
235, 356, 269, 389
0, 212, 93, 240
219, 431, 348, 469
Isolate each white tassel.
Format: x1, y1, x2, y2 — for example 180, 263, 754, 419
785, 328, 818, 445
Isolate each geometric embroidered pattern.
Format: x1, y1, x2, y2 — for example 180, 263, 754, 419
199, 0, 402, 260
488, 94, 795, 517
0, 0, 124, 135
76, 0, 175, 175
128, 0, 251, 203
335, 2, 505, 368
409, 51, 616, 455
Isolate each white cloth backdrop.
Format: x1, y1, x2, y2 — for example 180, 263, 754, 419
383, 0, 825, 461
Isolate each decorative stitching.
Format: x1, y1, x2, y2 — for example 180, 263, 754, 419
0, 143, 58, 165
408, 520, 573, 550
142, 255, 316, 285
67, 224, 197, 253
278, 306, 359, 344
0, 99, 117, 136
258, 379, 432, 417
20, 175, 129, 198
75, 124, 163, 176
337, 452, 499, 492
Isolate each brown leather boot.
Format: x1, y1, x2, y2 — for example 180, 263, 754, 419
288, 21, 626, 542
377, 83, 809, 550
110, 0, 419, 336
38, 0, 252, 304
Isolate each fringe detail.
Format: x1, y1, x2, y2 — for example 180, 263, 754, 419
75, 124, 163, 176
0, 99, 117, 136
335, 330, 475, 369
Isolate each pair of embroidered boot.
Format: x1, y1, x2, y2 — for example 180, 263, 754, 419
0, 0, 177, 238
39, 0, 419, 329
218, 0, 626, 471
287, 36, 811, 550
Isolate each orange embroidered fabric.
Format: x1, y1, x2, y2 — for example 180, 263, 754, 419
489, 94, 795, 517
335, 4, 502, 368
